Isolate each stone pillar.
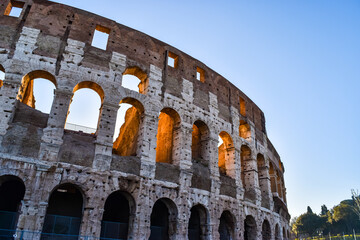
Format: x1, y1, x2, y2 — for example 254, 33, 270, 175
0, 73, 22, 141
39, 88, 73, 162
92, 101, 119, 171
242, 154, 261, 205
137, 112, 158, 178
132, 180, 152, 239
79, 207, 103, 239
259, 161, 272, 209
209, 132, 220, 197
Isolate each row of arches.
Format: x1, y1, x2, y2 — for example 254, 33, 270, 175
0, 66, 285, 201
0, 175, 289, 239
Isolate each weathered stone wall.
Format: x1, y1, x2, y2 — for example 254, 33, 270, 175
0, 0, 290, 239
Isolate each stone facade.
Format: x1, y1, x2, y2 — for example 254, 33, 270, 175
0, 0, 290, 239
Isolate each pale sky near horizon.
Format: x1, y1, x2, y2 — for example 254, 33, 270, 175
28, 0, 360, 218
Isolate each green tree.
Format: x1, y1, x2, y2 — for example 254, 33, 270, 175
321, 205, 328, 216
293, 207, 322, 237
332, 200, 358, 234
351, 189, 360, 221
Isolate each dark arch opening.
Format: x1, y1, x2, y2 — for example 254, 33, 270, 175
283, 227, 286, 240
188, 204, 208, 240
100, 191, 134, 240
149, 198, 177, 240
0, 176, 25, 236
244, 215, 257, 240
218, 211, 235, 240
41, 184, 83, 240
262, 219, 271, 240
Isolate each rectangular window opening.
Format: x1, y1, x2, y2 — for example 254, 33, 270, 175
91, 25, 110, 50
196, 67, 205, 82
4, 0, 24, 18
240, 97, 246, 116
168, 52, 178, 68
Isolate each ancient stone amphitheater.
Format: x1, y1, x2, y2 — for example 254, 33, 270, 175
0, 0, 290, 239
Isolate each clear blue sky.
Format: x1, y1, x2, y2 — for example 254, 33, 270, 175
50, 0, 360, 218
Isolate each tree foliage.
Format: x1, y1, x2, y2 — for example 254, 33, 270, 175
291, 190, 360, 238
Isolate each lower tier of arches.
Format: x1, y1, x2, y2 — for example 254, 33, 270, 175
0, 158, 290, 240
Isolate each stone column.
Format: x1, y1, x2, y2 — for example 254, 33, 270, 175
0, 72, 22, 142
259, 161, 272, 209
79, 207, 104, 239
137, 111, 158, 178
242, 153, 261, 205
39, 88, 73, 162
92, 101, 119, 171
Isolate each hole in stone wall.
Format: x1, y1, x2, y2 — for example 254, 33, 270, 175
168, 52, 178, 68
191, 120, 209, 162
91, 25, 110, 50
156, 108, 181, 164
218, 131, 235, 177
218, 211, 235, 240
239, 120, 251, 140
269, 162, 277, 193
42, 184, 83, 239
262, 220, 271, 240
100, 191, 131, 240
244, 215, 257, 240
19, 71, 56, 114
0, 176, 25, 232
122, 67, 148, 94
65, 82, 103, 134
113, 98, 144, 156
188, 205, 208, 240
149, 198, 177, 240
196, 67, 205, 82
240, 97, 246, 116
4, 0, 24, 18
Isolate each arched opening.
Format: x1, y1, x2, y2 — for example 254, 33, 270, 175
41, 184, 83, 239
244, 215, 257, 240
283, 227, 287, 240
269, 162, 277, 193
218, 132, 235, 177
275, 224, 281, 240
188, 204, 209, 240
262, 219, 271, 240
191, 120, 211, 190
239, 120, 251, 140
218, 211, 235, 240
0, 64, 5, 88
149, 198, 178, 240
257, 154, 270, 208
100, 191, 135, 240
65, 81, 104, 134
191, 120, 210, 162
241, 145, 256, 201
156, 108, 181, 164
17, 70, 56, 114
113, 98, 144, 156
122, 67, 148, 94
0, 175, 25, 237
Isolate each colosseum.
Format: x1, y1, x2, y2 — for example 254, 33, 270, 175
0, 0, 290, 239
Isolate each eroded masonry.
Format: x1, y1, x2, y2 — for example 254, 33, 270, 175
0, 0, 290, 239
